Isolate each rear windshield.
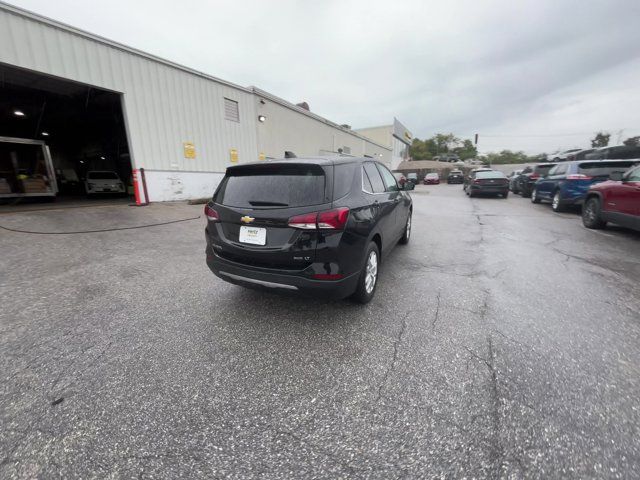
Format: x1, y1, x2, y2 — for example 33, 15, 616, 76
534, 164, 554, 174
215, 164, 326, 208
88, 171, 118, 179
476, 171, 506, 179
578, 161, 639, 178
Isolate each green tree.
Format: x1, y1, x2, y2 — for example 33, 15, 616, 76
623, 136, 640, 147
591, 131, 610, 148
453, 139, 478, 160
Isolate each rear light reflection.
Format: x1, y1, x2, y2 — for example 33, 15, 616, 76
204, 204, 219, 221
288, 208, 349, 230
312, 273, 344, 280
567, 174, 593, 180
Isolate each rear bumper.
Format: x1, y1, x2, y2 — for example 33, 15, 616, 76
206, 246, 360, 300
470, 185, 509, 194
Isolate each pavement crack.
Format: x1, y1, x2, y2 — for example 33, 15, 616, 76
432, 291, 441, 332
486, 335, 503, 476
375, 311, 409, 402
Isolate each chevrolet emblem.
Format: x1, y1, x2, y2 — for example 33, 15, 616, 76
240, 216, 255, 224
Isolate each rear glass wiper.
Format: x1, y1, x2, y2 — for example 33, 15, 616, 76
248, 200, 289, 206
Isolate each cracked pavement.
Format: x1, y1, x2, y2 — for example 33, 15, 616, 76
1, 185, 640, 478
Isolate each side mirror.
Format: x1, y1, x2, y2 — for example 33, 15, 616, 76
403, 182, 415, 191
609, 171, 623, 181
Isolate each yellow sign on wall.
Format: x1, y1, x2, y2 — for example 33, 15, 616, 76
183, 142, 196, 159
259, 152, 265, 161
230, 148, 238, 163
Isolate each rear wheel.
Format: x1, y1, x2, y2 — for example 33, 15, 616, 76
582, 197, 606, 229
551, 191, 565, 212
531, 188, 541, 203
352, 243, 379, 304
399, 212, 411, 244
502, 191, 509, 198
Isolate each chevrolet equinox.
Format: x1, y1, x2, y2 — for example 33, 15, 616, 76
204, 157, 414, 303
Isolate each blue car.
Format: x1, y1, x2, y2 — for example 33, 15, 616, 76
531, 159, 639, 212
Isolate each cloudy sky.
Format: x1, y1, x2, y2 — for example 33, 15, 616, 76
11, 0, 640, 154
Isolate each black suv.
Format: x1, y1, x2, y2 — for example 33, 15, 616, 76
516, 163, 557, 197
205, 157, 414, 303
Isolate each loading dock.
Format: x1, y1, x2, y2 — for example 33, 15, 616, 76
0, 62, 133, 205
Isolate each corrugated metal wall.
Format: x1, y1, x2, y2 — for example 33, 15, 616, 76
254, 93, 392, 166
0, 5, 259, 173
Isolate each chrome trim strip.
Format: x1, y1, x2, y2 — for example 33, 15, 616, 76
219, 271, 299, 290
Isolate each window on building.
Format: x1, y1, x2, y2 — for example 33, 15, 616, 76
342, 146, 351, 155
224, 98, 240, 122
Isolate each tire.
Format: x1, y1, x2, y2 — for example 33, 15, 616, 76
399, 212, 411, 245
520, 187, 529, 198
352, 242, 380, 304
551, 191, 565, 212
502, 191, 509, 198
582, 197, 606, 229
531, 188, 541, 203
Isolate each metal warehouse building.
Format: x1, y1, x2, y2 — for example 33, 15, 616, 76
0, 2, 402, 203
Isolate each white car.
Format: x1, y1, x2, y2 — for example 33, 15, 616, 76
85, 171, 126, 195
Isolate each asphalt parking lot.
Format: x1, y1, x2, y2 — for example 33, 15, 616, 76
1, 185, 639, 479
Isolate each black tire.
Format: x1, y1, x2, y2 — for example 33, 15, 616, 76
399, 211, 411, 245
520, 187, 529, 198
352, 242, 380, 304
582, 196, 606, 229
502, 191, 509, 198
551, 191, 565, 212
531, 187, 541, 203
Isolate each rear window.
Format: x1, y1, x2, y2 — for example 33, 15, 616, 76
476, 171, 506, 179
88, 171, 118, 179
215, 164, 326, 208
578, 161, 639, 178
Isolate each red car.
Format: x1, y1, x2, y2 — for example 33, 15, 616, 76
423, 173, 440, 185
582, 165, 640, 231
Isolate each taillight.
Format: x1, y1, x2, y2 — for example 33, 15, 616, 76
566, 174, 592, 180
473, 179, 481, 184
287, 212, 317, 229
288, 207, 350, 230
317, 207, 349, 229
530, 173, 540, 179
204, 204, 219, 221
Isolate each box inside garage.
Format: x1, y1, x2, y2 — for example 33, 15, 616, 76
0, 63, 133, 205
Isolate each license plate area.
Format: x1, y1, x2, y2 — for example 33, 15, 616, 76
239, 225, 267, 245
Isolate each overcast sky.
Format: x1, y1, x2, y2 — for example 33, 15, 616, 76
10, 0, 640, 154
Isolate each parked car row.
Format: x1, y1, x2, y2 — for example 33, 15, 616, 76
396, 170, 465, 186
506, 160, 640, 232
